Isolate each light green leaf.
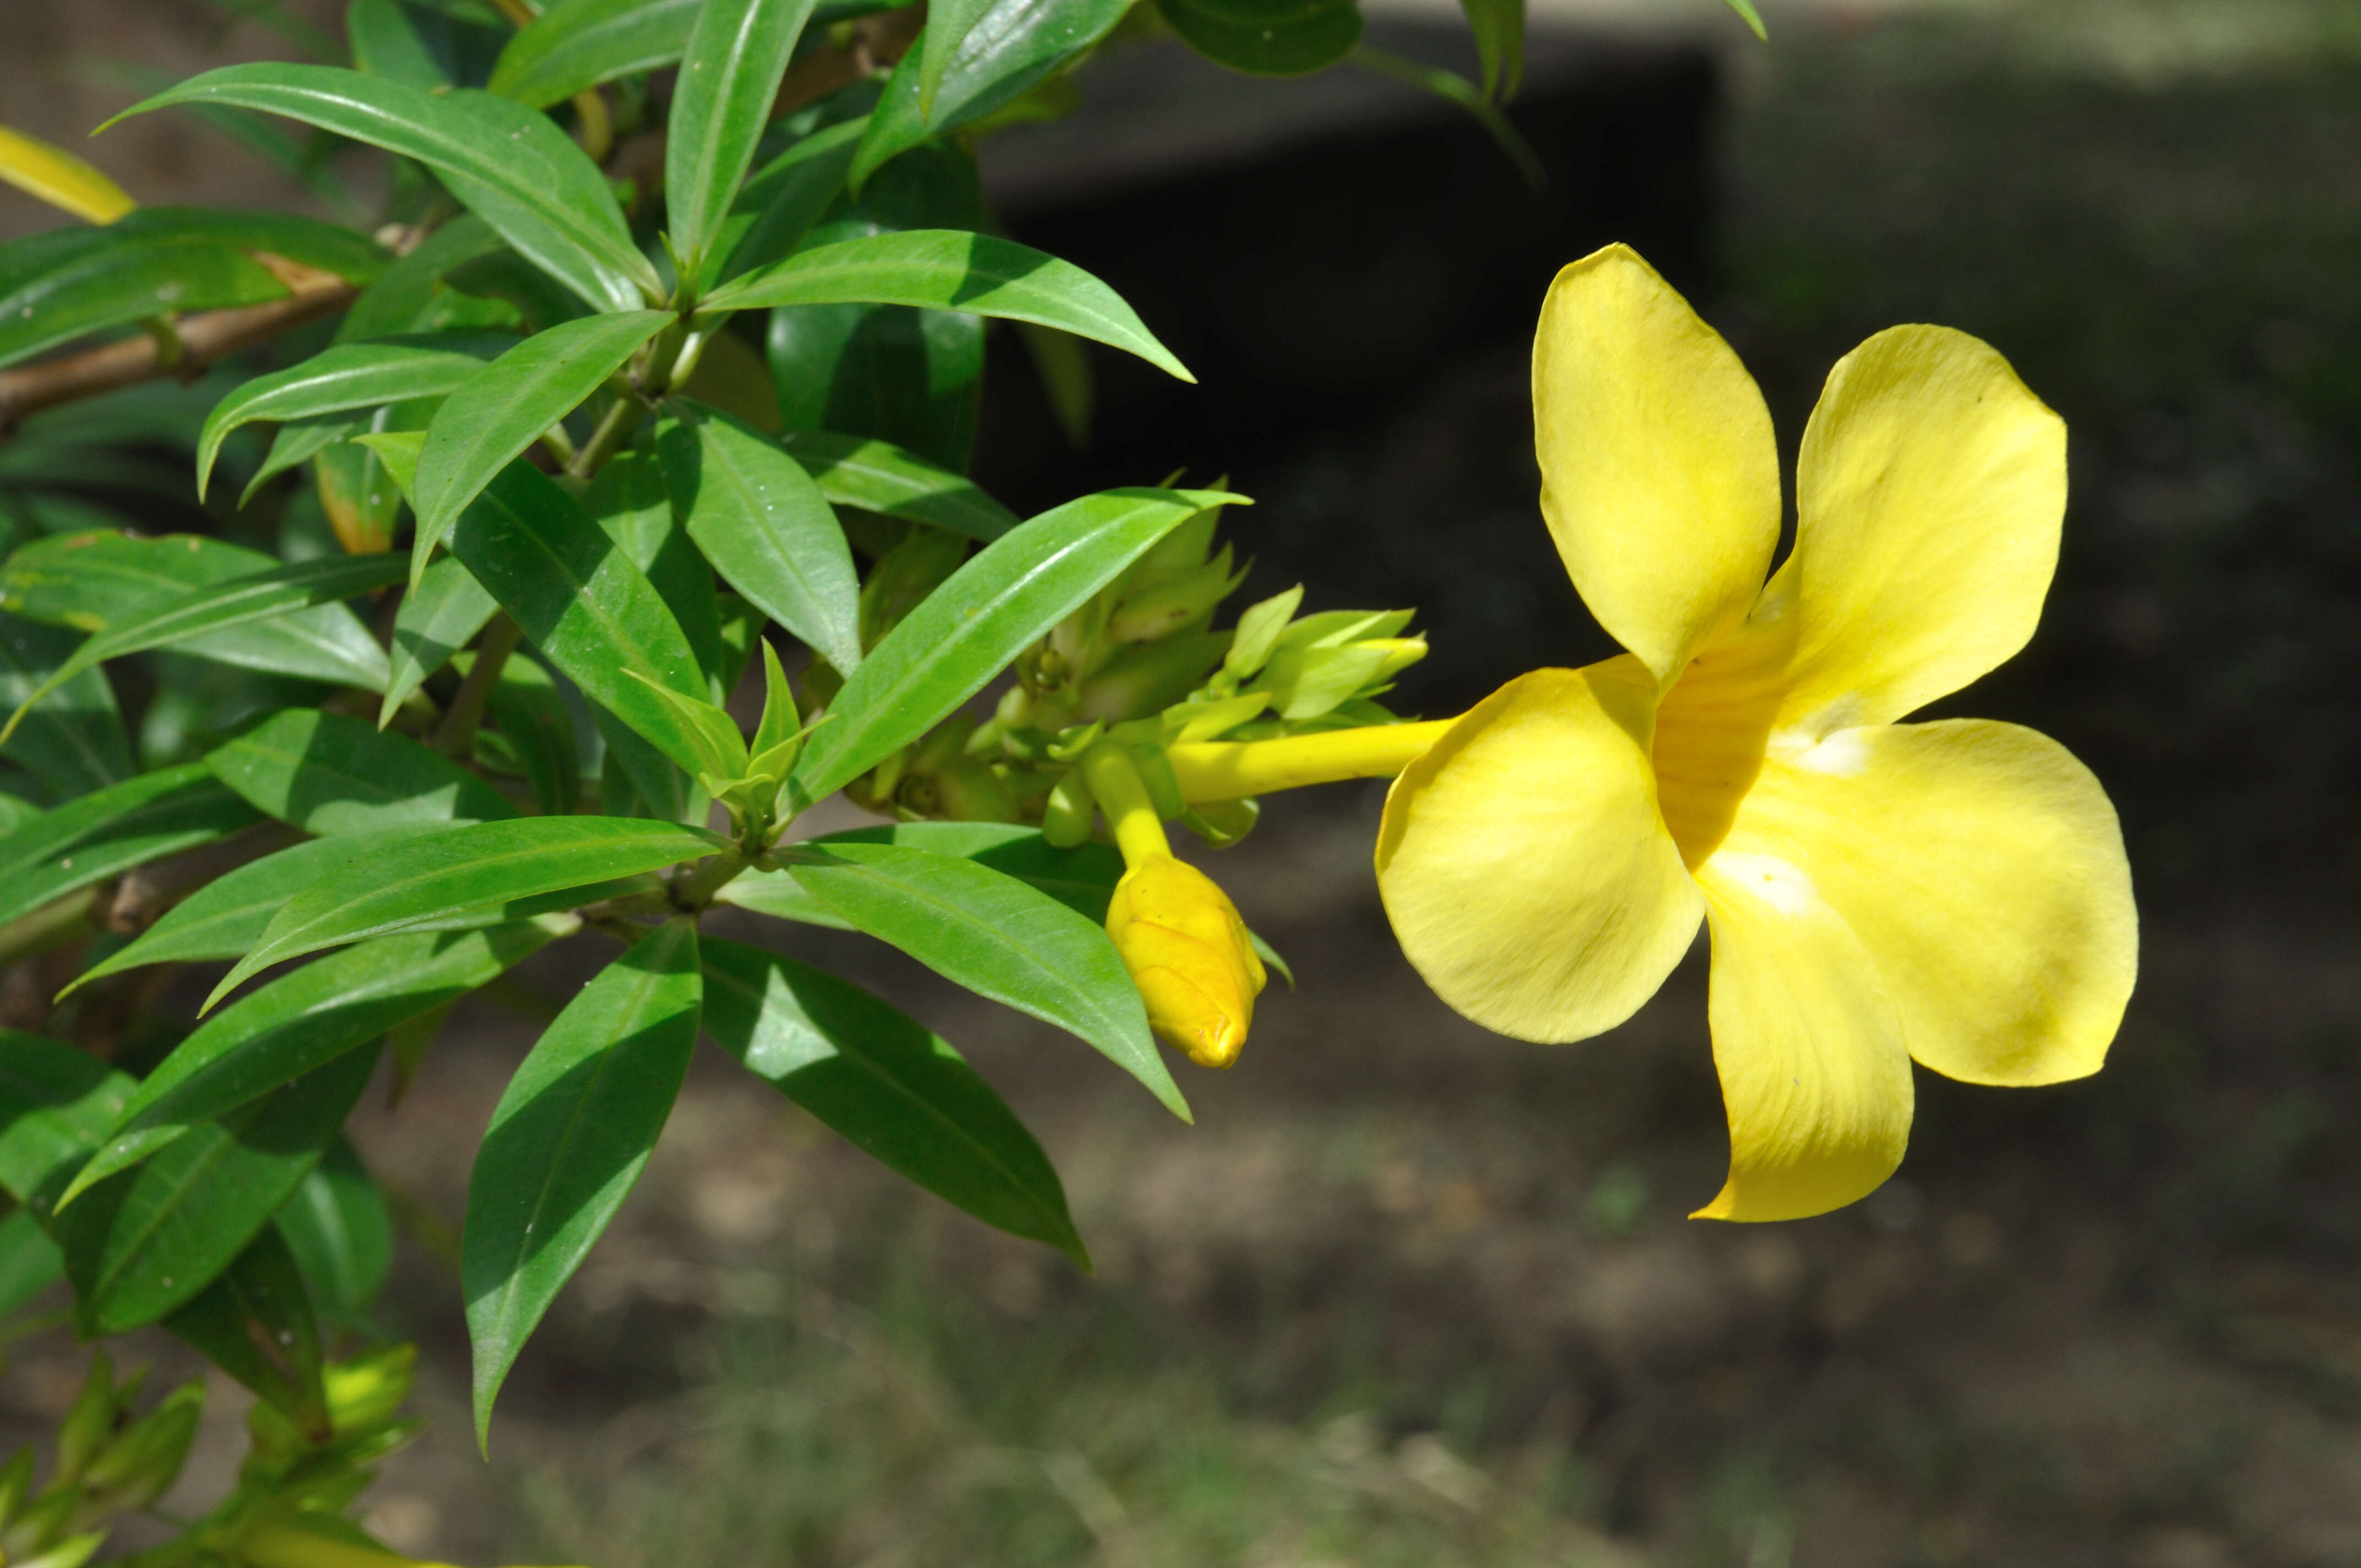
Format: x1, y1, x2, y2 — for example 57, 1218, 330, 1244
0, 765, 262, 930
583, 447, 725, 688
780, 841, 1185, 1119
1456, 0, 1521, 97
447, 461, 715, 780
196, 336, 509, 502
719, 820, 1123, 925
0, 554, 402, 742
104, 64, 660, 311
0, 1032, 131, 1214
791, 487, 1239, 804
380, 553, 498, 726
410, 311, 671, 586
489, 0, 701, 108
466, 919, 700, 1446
777, 429, 1019, 541
160, 1226, 328, 1438
855, 0, 1130, 186
209, 708, 519, 833
276, 1137, 393, 1325
0, 612, 132, 798
56, 1046, 376, 1335
702, 937, 1084, 1262
708, 117, 868, 287
706, 230, 1190, 382
666, 0, 822, 274
659, 401, 861, 674
347, 0, 457, 89
208, 815, 721, 1005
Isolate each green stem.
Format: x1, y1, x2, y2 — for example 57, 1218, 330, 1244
565, 394, 646, 482
670, 845, 749, 912
430, 613, 523, 759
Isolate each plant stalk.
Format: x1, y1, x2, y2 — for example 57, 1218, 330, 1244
431, 613, 525, 759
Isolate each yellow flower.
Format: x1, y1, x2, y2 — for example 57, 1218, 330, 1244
1373, 244, 2137, 1221
1106, 852, 1267, 1069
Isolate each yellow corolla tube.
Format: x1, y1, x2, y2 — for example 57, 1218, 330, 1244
1372, 242, 2137, 1222
0, 123, 135, 224
1084, 744, 1266, 1068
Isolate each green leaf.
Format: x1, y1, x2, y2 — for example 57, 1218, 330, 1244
447, 461, 716, 780
483, 652, 579, 816
466, 919, 699, 1445
621, 671, 746, 781
1155, 0, 1361, 75
411, 312, 671, 585
709, 117, 868, 287
68, 922, 562, 1204
160, 1226, 328, 1439
210, 709, 520, 834
855, 0, 1130, 186
666, 0, 822, 274
1, 532, 393, 693
0, 765, 262, 931
209, 816, 721, 1004
777, 429, 1018, 541
105, 64, 660, 311
791, 487, 1239, 803
659, 401, 862, 675
489, 0, 701, 108
0, 1032, 131, 1213
196, 336, 510, 502
276, 1137, 393, 1325
0, 555, 402, 741
719, 820, 1122, 924
583, 447, 724, 689
244, 419, 360, 507
1455, 0, 1521, 97
0, 612, 132, 799
380, 553, 498, 725
701, 937, 1084, 1262
335, 214, 513, 345
1347, 47, 1542, 189
779, 841, 1185, 1119
57, 1045, 376, 1334
707, 230, 1191, 381
1723, 0, 1767, 41
0, 1208, 64, 1317
0, 209, 390, 370
349, 0, 458, 89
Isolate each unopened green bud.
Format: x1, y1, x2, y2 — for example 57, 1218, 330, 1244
1259, 636, 1427, 720
1042, 770, 1094, 847
1108, 547, 1243, 644
1074, 633, 1231, 724
931, 757, 1019, 823
910, 715, 975, 774
12, 1529, 103, 1568
53, 1352, 117, 1487
1183, 797, 1259, 848
1222, 585, 1303, 681
81, 1382, 202, 1511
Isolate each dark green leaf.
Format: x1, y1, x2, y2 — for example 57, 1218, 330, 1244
58, 1045, 376, 1334
719, 820, 1121, 924
0, 1032, 130, 1214
659, 401, 861, 674
210, 709, 519, 834
484, 652, 579, 816
0, 209, 390, 370
210, 816, 720, 1002
106, 65, 660, 311
780, 841, 1185, 1119
245, 419, 361, 507
1, 532, 391, 692
160, 1227, 328, 1439
0, 1208, 64, 1317
1455, 0, 1521, 97
381, 554, 498, 725
0, 612, 132, 798
334, 214, 513, 345
411, 312, 671, 584
855, 0, 1130, 185
709, 117, 868, 287
666, 0, 822, 273
348, 0, 458, 88
777, 429, 1018, 541
489, 0, 700, 108
1347, 47, 1543, 189
702, 937, 1083, 1261
276, 1137, 393, 1324
196, 336, 509, 501
448, 462, 716, 779
0, 765, 262, 931
1, 555, 403, 738
70, 922, 562, 1202
791, 487, 1238, 803
583, 447, 724, 690
1155, 0, 1361, 75
466, 919, 699, 1444
708, 230, 1190, 381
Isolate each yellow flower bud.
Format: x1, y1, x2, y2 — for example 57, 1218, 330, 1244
1105, 854, 1266, 1069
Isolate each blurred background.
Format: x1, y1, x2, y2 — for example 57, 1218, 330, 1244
7, 0, 2361, 1563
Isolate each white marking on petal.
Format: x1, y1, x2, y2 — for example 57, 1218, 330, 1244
1771, 726, 1873, 777
1706, 851, 1821, 916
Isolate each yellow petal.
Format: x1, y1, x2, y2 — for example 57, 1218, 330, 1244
1375, 659, 1701, 1043
1770, 325, 2067, 734
1532, 244, 1780, 684
1691, 857, 1912, 1222
1106, 854, 1266, 1068
0, 123, 134, 225
1724, 718, 2135, 1087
